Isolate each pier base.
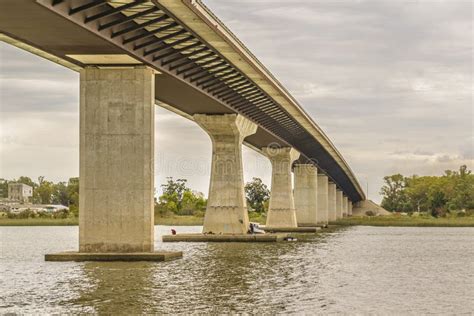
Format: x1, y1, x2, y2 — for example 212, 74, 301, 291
45, 251, 182, 262
162, 233, 288, 242
263, 227, 321, 233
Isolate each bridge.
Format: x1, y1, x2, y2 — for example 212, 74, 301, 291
1, 0, 365, 257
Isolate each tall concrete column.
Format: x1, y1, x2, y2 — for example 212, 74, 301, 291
317, 174, 329, 225
348, 201, 353, 216
336, 190, 343, 219
263, 147, 300, 227
194, 114, 257, 234
79, 66, 155, 253
294, 164, 318, 227
327, 182, 337, 222
343, 196, 348, 217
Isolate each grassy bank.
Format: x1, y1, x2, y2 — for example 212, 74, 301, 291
0, 217, 79, 226
333, 215, 474, 227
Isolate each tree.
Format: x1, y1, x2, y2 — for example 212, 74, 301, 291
34, 178, 54, 204
245, 177, 270, 213
67, 177, 80, 213
52, 182, 69, 206
380, 174, 410, 212
156, 177, 207, 216
160, 177, 188, 212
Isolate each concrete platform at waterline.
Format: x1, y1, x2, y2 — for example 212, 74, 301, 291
263, 226, 322, 233
45, 251, 183, 262
162, 233, 289, 242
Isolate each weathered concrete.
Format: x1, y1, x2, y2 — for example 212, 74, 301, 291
343, 196, 348, 217
263, 147, 300, 227
194, 114, 257, 234
79, 67, 155, 253
348, 201, 353, 216
294, 164, 318, 227
336, 190, 343, 219
352, 200, 391, 216
162, 234, 287, 242
327, 182, 337, 222
45, 251, 182, 262
317, 174, 329, 225
263, 226, 321, 233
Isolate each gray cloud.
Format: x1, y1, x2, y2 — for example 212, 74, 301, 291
1, 0, 472, 202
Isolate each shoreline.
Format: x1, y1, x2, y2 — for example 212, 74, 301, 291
1, 215, 473, 227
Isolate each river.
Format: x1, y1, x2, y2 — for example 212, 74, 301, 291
1, 226, 473, 314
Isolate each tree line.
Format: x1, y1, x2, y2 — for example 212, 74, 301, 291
380, 165, 474, 216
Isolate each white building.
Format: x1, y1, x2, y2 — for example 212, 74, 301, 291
8, 183, 33, 203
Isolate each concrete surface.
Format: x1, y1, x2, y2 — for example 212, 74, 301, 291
327, 182, 337, 221
194, 114, 257, 234
79, 67, 155, 253
162, 234, 288, 242
336, 190, 343, 219
343, 196, 348, 217
45, 251, 182, 262
317, 174, 329, 225
294, 164, 318, 227
352, 200, 391, 216
263, 227, 321, 233
263, 147, 300, 228
349, 201, 353, 216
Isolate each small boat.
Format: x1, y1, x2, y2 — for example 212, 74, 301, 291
249, 222, 265, 234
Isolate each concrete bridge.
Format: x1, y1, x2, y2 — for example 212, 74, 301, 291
1, 0, 364, 258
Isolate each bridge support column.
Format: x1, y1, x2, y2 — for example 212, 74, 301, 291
195, 114, 257, 234
348, 201, 353, 216
263, 147, 300, 228
336, 190, 344, 219
294, 164, 318, 227
79, 66, 155, 253
317, 174, 329, 225
343, 196, 348, 217
327, 182, 337, 222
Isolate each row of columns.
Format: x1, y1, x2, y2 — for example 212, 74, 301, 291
79, 67, 353, 252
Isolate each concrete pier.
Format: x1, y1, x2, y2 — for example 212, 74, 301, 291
79, 67, 155, 253
327, 182, 337, 222
336, 190, 343, 219
194, 114, 257, 234
294, 164, 318, 227
343, 196, 348, 217
263, 147, 300, 228
348, 201, 353, 216
317, 174, 329, 225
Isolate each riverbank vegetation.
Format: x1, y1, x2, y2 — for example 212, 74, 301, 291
380, 165, 473, 217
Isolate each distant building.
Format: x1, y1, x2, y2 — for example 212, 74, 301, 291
8, 183, 33, 203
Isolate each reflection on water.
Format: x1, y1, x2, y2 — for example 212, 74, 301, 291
1, 226, 473, 314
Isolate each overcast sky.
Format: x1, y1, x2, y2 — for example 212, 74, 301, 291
0, 0, 472, 202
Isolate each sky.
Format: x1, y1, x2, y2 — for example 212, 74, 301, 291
0, 0, 472, 203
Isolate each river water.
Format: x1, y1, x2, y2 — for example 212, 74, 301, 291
1, 226, 473, 314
